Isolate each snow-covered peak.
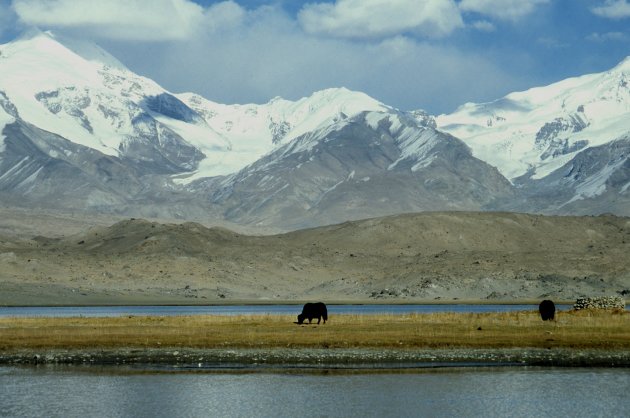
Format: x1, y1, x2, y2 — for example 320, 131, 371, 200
0, 31, 399, 183
173, 87, 391, 182
1, 31, 102, 87
290, 87, 386, 112
178, 86, 388, 145
437, 56, 630, 181
612, 56, 630, 73
4, 30, 127, 70
265, 87, 389, 140
0, 31, 175, 156
52, 35, 128, 71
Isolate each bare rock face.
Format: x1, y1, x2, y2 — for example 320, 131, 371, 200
0, 120, 211, 219
198, 111, 515, 229
509, 137, 630, 216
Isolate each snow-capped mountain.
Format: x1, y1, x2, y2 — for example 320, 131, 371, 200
0, 31, 401, 217
437, 58, 630, 180
436, 58, 630, 213
192, 110, 513, 228
0, 31, 390, 180
1, 31, 629, 227
0, 31, 205, 176
174, 87, 389, 181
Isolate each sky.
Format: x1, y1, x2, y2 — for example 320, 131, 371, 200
0, 0, 629, 114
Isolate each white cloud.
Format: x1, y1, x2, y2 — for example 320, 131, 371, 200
12, 0, 208, 41
591, 0, 630, 19
4, 0, 528, 113
470, 20, 495, 32
204, 1, 246, 32
298, 0, 463, 39
537, 37, 568, 48
100, 8, 520, 114
586, 31, 629, 41
459, 0, 549, 21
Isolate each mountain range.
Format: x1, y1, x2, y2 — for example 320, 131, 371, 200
1, 31, 629, 229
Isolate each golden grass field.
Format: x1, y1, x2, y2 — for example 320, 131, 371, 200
1, 309, 629, 351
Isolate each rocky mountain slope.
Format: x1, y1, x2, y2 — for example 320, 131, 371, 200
437, 59, 630, 215
195, 111, 514, 229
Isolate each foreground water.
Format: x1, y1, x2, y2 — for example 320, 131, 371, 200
0, 304, 572, 318
1, 366, 629, 417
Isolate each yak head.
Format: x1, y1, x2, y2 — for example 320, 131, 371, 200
296, 313, 305, 325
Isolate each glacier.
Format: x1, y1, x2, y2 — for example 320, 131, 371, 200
437, 56, 630, 183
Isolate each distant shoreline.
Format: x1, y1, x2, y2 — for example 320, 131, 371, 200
0, 299, 575, 308
3, 310, 629, 368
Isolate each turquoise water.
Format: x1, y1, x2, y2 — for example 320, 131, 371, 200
1, 366, 629, 417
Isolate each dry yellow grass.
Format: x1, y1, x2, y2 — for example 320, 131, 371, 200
1, 310, 629, 351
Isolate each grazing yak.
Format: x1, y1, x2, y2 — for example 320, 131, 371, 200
297, 302, 328, 325
539, 299, 556, 321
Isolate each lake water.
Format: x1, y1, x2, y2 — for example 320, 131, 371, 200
0, 304, 572, 318
1, 366, 629, 417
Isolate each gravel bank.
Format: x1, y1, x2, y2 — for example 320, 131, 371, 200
3, 348, 630, 369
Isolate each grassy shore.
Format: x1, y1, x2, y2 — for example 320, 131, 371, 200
1, 309, 629, 352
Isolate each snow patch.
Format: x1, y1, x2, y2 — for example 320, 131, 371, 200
531, 152, 579, 179
411, 155, 437, 172
19, 166, 42, 188
564, 157, 628, 204
0, 156, 29, 182
388, 129, 440, 171
313, 170, 356, 206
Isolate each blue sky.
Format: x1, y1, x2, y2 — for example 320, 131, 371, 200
1, 0, 629, 113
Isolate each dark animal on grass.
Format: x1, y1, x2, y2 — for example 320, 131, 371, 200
539, 299, 556, 321
297, 302, 328, 324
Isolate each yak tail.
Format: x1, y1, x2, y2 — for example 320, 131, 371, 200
323, 308, 328, 322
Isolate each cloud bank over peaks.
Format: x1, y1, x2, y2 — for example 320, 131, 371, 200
297, 0, 554, 39
1, 0, 558, 113
459, 0, 549, 22
12, 0, 208, 41
9, 0, 554, 43
298, 0, 463, 39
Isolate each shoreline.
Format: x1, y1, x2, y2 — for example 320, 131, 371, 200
4, 311, 628, 369
3, 348, 630, 369
0, 299, 575, 308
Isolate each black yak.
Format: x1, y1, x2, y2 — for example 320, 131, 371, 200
297, 302, 328, 324
539, 299, 556, 321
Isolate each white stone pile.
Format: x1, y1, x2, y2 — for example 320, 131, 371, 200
573, 296, 626, 310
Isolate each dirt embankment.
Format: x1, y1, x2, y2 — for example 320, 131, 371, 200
1, 211, 629, 305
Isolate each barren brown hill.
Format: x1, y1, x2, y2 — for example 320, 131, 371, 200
1, 211, 629, 305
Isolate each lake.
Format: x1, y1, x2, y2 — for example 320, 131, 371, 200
1, 366, 629, 417
0, 304, 572, 318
